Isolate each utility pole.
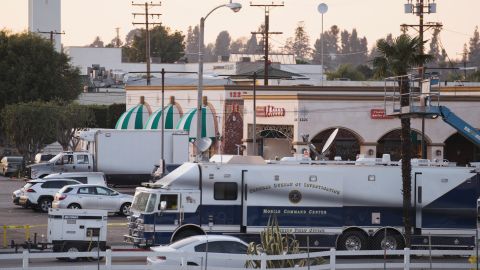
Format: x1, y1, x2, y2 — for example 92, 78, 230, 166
114, 27, 121, 47
132, 2, 161, 86
250, 2, 284, 85
37, 30, 65, 45
402, 0, 441, 159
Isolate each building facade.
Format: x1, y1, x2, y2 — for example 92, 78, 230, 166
125, 82, 480, 165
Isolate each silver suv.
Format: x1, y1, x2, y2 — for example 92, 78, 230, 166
19, 179, 81, 212
53, 184, 133, 216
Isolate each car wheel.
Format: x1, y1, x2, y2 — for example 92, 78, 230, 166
68, 203, 82, 209
119, 203, 131, 216
39, 198, 52, 213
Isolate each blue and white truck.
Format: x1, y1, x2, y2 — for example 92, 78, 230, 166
124, 155, 480, 250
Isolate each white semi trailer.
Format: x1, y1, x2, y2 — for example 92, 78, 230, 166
29, 129, 190, 186
124, 155, 480, 250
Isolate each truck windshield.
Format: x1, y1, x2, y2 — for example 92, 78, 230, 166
131, 192, 157, 213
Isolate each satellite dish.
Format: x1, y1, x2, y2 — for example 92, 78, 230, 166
318, 3, 328, 14
321, 128, 339, 154
196, 137, 213, 152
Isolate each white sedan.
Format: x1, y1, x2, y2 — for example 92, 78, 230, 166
147, 235, 248, 268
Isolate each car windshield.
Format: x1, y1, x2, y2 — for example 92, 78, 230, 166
169, 237, 200, 249
23, 182, 37, 189
131, 192, 157, 213
8, 157, 23, 162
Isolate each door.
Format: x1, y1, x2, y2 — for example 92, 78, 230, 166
57, 154, 75, 172
95, 186, 117, 211
159, 193, 182, 226
414, 172, 423, 231
75, 154, 92, 171
76, 186, 98, 209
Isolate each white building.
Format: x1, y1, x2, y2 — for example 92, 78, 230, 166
28, 0, 61, 52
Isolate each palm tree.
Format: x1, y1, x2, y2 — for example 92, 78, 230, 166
372, 34, 432, 247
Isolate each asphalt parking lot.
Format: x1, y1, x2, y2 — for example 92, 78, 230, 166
0, 176, 136, 249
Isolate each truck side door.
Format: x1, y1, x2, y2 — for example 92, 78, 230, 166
159, 193, 182, 226
74, 153, 92, 172
56, 154, 75, 172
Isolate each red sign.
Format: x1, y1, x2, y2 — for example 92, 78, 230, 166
257, 105, 286, 117
370, 109, 393, 119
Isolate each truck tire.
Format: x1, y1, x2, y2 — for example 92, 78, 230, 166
171, 225, 204, 243
372, 231, 405, 250
38, 197, 53, 213
68, 203, 82, 209
119, 203, 131, 216
337, 231, 368, 251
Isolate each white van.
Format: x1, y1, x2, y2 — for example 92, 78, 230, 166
44, 172, 107, 186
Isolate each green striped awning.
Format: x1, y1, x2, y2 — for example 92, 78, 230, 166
144, 104, 182, 130
115, 104, 151, 129
176, 106, 217, 140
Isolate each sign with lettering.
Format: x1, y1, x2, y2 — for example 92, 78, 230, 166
257, 105, 286, 117
370, 109, 393, 119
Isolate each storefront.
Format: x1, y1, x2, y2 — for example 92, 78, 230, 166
125, 81, 480, 164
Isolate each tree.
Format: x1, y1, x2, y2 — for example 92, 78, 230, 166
230, 37, 246, 53
89, 36, 104, 48
204, 43, 216, 62
313, 25, 340, 70
0, 31, 82, 112
339, 29, 368, 67
55, 103, 95, 151
185, 25, 200, 63
327, 64, 365, 81
122, 25, 185, 63
245, 34, 261, 54
468, 26, 480, 67
2, 102, 57, 163
214, 31, 232, 60
284, 22, 312, 62
372, 34, 432, 247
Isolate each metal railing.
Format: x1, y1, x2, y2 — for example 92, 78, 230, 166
0, 248, 475, 270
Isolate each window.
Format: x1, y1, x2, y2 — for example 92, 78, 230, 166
214, 182, 238, 200
86, 228, 100, 237
96, 187, 112, 196
77, 155, 89, 164
42, 181, 66, 189
72, 177, 88, 184
194, 241, 246, 253
61, 155, 74, 165
146, 193, 157, 212
78, 187, 96, 194
159, 194, 178, 210
63, 187, 73, 194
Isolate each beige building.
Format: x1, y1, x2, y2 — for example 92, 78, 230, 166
125, 81, 480, 165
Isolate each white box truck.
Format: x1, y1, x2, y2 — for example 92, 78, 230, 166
28, 129, 190, 186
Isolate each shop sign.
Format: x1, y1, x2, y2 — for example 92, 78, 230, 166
257, 105, 286, 117
370, 109, 393, 119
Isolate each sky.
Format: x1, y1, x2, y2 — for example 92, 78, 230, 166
1, 0, 478, 60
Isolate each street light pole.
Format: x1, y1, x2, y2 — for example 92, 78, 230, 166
196, 2, 242, 162
318, 3, 328, 87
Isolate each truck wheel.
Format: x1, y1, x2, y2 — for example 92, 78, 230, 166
64, 244, 82, 262
39, 198, 52, 213
372, 231, 405, 250
68, 203, 82, 209
337, 231, 368, 251
119, 203, 131, 216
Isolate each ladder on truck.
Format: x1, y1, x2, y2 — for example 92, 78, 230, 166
384, 74, 480, 148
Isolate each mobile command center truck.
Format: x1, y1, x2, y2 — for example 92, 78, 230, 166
124, 155, 480, 250
29, 129, 189, 186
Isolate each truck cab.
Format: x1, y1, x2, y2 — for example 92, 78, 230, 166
29, 152, 93, 179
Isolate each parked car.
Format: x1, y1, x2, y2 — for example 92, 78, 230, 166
1, 156, 24, 176
12, 181, 36, 206
146, 235, 248, 268
18, 179, 81, 212
44, 172, 107, 186
34, 153, 56, 164
52, 184, 133, 216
